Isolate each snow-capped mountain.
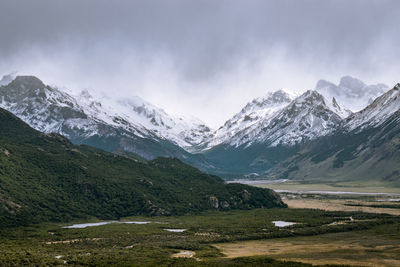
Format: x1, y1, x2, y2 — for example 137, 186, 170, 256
1, 73, 397, 179
201, 76, 389, 151
198, 76, 396, 177
74, 88, 213, 149
0, 72, 16, 86
0, 75, 213, 163
266, 83, 400, 183
0, 76, 151, 138
201, 88, 344, 151
344, 83, 400, 132
199, 89, 345, 176
251, 90, 342, 146
201, 89, 295, 150
110, 96, 213, 149
315, 76, 389, 116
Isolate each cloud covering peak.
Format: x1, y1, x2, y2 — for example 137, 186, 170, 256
0, 0, 399, 127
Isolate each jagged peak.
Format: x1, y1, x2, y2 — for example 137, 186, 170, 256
296, 90, 324, 103
246, 89, 293, 109
339, 75, 366, 90
270, 88, 297, 100
268, 88, 297, 99
387, 84, 400, 97
315, 76, 369, 92
313, 76, 389, 113
332, 97, 341, 110
315, 79, 335, 90
375, 84, 400, 101
8, 75, 46, 89
304, 89, 320, 96
0, 72, 17, 86
344, 83, 400, 131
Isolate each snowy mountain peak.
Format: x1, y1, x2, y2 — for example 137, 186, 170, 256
200, 89, 342, 150
254, 89, 342, 146
282, 90, 336, 118
315, 76, 389, 113
0, 75, 213, 153
113, 96, 213, 148
10, 75, 46, 90
339, 75, 366, 91
345, 84, 400, 132
118, 96, 168, 123
1, 73, 397, 166
315, 79, 335, 91
199, 89, 295, 150
332, 97, 340, 109
295, 89, 323, 103
266, 89, 294, 103
261, 89, 294, 103
0, 72, 17, 86
240, 89, 294, 115
212, 89, 342, 148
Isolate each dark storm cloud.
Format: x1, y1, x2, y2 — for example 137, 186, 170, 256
0, 0, 399, 126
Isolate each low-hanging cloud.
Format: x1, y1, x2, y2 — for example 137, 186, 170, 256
0, 0, 399, 127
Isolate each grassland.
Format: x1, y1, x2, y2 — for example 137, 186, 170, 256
2, 167, 400, 266
214, 223, 400, 266
203, 182, 400, 266
0, 207, 398, 266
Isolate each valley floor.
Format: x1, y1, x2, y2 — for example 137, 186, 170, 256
1, 202, 399, 266
284, 197, 400, 216
257, 180, 400, 194
258, 181, 400, 216
2, 182, 400, 266
214, 224, 400, 267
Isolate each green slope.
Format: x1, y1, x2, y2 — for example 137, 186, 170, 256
0, 108, 285, 228
203, 143, 300, 178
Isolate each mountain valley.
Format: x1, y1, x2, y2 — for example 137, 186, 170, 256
0, 106, 285, 228
0, 74, 399, 267
1, 74, 399, 184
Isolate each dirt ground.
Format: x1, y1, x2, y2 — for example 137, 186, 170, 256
284, 198, 400, 216
214, 231, 400, 267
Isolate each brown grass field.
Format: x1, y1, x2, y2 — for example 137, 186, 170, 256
214, 183, 400, 266
214, 228, 400, 266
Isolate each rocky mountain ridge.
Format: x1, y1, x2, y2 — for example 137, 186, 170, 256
0, 73, 397, 181
198, 76, 389, 152
0, 75, 212, 165
198, 76, 396, 178
265, 84, 400, 184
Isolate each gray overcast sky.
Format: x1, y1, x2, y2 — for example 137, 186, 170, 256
0, 0, 399, 127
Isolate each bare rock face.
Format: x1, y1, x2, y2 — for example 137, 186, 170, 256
209, 196, 219, 208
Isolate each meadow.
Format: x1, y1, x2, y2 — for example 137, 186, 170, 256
1, 206, 398, 266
